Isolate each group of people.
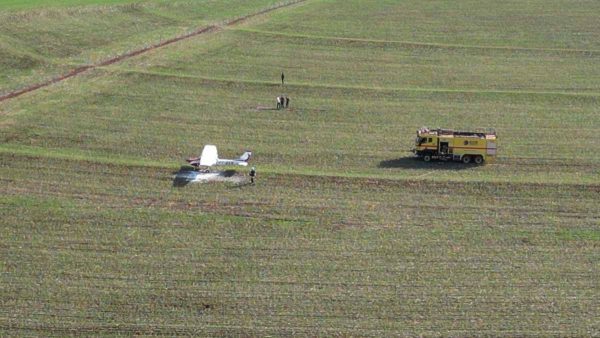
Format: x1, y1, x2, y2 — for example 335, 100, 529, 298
276, 72, 291, 110
276, 96, 290, 110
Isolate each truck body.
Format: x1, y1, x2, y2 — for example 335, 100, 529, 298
413, 127, 497, 164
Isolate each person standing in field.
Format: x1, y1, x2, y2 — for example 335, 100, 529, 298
285, 96, 290, 108
281, 72, 285, 86
249, 167, 256, 184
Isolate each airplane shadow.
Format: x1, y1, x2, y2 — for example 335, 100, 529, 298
172, 166, 198, 187
378, 157, 471, 170
220, 169, 237, 177
172, 168, 241, 187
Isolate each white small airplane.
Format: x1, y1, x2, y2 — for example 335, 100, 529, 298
186, 145, 251, 168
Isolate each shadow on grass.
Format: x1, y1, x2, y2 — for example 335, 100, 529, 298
227, 180, 254, 189
255, 106, 279, 111
378, 157, 471, 170
172, 166, 198, 187
172, 167, 245, 187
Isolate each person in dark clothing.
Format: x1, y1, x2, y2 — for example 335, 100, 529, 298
249, 167, 256, 184
285, 96, 290, 108
281, 72, 285, 85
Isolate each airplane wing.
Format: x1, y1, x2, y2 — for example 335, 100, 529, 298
199, 145, 218, 166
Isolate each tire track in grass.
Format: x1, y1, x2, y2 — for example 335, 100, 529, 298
2, 147, 599, 189
232, 28, 600, 56
0, 0, 307, 103
104, 67, 600, 98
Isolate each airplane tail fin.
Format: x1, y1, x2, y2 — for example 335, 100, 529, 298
199, 145, 218, 166
238, 151, 252, 162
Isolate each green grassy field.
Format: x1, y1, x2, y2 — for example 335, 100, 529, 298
0, 0, 286, 93
1, 0, 599, 335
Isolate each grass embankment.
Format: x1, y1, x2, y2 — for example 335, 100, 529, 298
0, 0, 288, 94
1, 0, 148, 9
0, 0, 599, 335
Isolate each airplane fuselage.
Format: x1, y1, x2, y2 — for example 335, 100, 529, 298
216, 160, 248, 166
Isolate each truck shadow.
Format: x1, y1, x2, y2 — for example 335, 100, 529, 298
378, 157, 471, 170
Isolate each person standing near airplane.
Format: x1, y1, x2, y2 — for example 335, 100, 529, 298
249, 167, 256, 184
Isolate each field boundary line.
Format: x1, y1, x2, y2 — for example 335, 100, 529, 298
108, 67, 600, 98
231, 28, 600, 56
2, 144, 599, 187
0, 0, 307, 103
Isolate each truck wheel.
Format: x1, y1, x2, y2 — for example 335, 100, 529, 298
462, 155, 471, 164
423, 154, 432, 162
474, 156, 484, 164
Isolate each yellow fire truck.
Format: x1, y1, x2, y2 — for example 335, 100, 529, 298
413, 127, 497, 164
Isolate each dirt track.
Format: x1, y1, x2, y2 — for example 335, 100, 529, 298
0, 0, 306, 103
